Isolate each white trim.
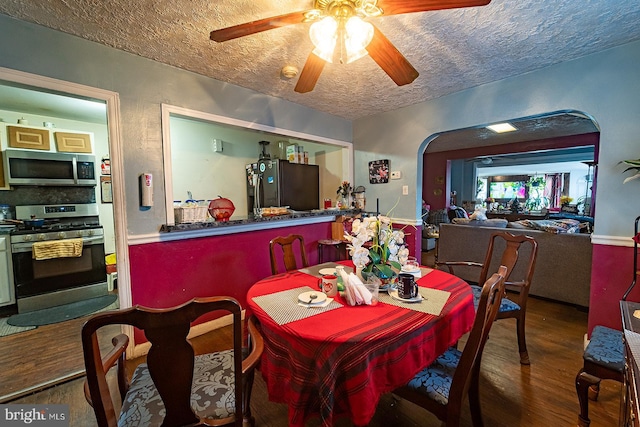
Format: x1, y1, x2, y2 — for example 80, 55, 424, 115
391, 217, 423, 227
160, 104, 353, 225
128, 215, 339, 245
591, 234, 635, 247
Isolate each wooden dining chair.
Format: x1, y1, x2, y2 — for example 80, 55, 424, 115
575, 325, 624, 427
393, 266, 508, 427
81, 296, 264, 427
269, 234, 309, 275
436, 231, 538, 365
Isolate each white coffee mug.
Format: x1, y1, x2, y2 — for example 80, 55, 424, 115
320, 274, 338, 297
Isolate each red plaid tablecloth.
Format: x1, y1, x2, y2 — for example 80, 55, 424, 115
246, 262, 474, 427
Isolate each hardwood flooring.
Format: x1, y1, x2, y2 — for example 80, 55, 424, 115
4, 294, 620, 426
0, 300, 120, 401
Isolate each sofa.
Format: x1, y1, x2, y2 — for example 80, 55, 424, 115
437, 222, 592, 308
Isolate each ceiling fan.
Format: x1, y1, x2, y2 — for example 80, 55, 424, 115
210, 0, 491, 93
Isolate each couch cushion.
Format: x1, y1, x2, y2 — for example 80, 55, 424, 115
510, 218, 581, 234
451, 218, 508, 228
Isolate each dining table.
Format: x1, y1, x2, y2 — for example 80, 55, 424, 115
246, 260, 475, 427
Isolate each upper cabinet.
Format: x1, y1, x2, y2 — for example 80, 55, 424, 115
54, 132, 92, 153
0, 123, 94, 154
7, 125, 51, 150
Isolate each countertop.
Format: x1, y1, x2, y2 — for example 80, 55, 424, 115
160, 209, 360, 233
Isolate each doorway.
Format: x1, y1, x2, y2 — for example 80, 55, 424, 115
0, 67, 127, 401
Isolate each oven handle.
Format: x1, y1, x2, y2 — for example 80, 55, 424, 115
11, 235, 104, 253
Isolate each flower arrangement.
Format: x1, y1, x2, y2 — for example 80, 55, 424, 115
560, 195, 573, 206
337, 181, 352, 197
345, 215, 409, 280
620, 158, 640, 184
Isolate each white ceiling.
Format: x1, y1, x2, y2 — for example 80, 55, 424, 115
1, 0, 639, 121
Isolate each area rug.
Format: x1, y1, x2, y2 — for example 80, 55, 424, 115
0, 318, 36, 337
6, 294, 118, 327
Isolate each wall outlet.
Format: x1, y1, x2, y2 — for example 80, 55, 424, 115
390, 171, 402, 179
402, 185, 409, 195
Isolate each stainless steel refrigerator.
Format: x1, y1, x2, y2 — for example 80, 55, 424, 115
246, 159, 319, 213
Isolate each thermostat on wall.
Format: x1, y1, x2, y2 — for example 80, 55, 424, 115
390, 171, 402, 179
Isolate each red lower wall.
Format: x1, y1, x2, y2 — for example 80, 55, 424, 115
588, 243, 638, 335
128, 219, 420, 311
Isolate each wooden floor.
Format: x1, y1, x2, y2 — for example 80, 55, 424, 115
5, 290, 621, 426
0, 298, 120, 401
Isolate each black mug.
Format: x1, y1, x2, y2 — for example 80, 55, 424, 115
398, 273, 418, 299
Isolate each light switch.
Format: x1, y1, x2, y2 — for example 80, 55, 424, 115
402, 185, 409, 195
391, 171, 402, 179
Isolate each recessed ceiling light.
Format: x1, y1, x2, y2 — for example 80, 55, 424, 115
487, 123, 517, 133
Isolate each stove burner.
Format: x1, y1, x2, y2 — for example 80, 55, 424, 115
12, 218, 102, 235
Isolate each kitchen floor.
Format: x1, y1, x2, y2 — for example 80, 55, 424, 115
0, 292, 119, 402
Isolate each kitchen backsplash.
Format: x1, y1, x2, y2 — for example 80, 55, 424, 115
0, 187, 95, 218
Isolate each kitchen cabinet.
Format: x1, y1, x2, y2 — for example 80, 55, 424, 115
54, 131, 92, 153
0, 236, 15, 306
0, 151, 6, 189
0, 123, 93, 154
7, 125, 51, 150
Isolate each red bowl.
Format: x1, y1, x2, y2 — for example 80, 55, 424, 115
208, 197, 235, 222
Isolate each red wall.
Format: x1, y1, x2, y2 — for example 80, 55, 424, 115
423, 133, 600, 210
589, 243, 639, 334
128, 219, 420, 310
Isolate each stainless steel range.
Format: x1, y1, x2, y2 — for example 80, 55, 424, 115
10, 203, 107, 313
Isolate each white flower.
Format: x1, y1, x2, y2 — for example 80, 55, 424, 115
351, 246, 370, 268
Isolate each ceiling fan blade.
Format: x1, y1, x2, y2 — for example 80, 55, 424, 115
295, 53, 326, 93
366, 26, 418, 86
376, 0, 491, 16
210, 10, 308, 42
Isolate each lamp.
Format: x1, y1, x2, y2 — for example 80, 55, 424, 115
309, 14, 373, 64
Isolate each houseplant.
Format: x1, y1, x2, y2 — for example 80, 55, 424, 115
525, 176, 549, 211
345, 214, 409, 286
621, 158, 640, 184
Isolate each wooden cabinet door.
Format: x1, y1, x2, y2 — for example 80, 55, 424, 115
54, 132, 92, 153
7, 126, 50, 150
0, 151, 5, 188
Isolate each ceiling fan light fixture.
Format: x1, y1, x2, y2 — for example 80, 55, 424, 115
310, 17, 338, 63
343, 16, 374, 63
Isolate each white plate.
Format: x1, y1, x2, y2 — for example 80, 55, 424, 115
401, 265, 420, 273
318, 268, 337, 276
298, 291, 327, 305
389, 289, 423, 303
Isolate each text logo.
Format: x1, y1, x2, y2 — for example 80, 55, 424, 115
0, 405, 69, 426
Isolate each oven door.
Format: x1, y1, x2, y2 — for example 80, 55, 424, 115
12, 235, 106, 299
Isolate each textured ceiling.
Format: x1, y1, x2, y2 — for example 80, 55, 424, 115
1, 0, 639, 120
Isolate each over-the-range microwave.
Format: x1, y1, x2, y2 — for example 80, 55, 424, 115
3, 149, 97, 186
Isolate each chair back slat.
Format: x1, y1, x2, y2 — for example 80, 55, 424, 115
269, 234, 309, 274
478, 231, 538, 292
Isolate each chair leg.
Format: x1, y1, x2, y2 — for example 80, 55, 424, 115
576, 371, 601, 427
242, 370, 256, 427
516, 314, 530, 365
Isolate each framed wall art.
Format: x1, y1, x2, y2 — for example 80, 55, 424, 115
369, 159, 389, 184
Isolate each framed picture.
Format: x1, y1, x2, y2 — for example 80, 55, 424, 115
369, 159, 389, 184
100, 176, 112, 203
